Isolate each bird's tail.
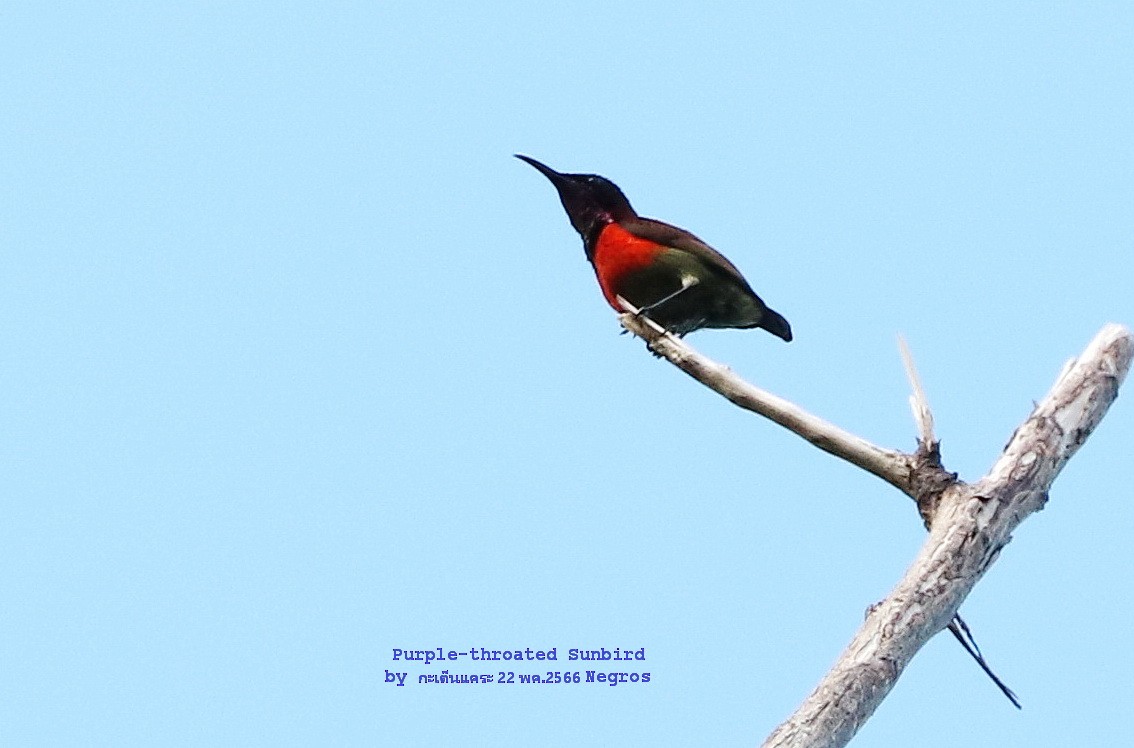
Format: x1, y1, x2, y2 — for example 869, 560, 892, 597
760, 308, 793, 342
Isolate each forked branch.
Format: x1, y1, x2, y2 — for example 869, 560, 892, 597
616, 300, 1132, 748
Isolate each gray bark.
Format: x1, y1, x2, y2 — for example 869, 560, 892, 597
617, 306, 1131, 748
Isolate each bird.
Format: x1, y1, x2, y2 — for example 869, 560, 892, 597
516, 155, 792, 342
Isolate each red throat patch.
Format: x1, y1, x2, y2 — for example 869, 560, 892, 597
592, 222, 665, 310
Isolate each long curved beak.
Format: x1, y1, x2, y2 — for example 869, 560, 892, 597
514, 154, 570, 187
515, 154, 599, 236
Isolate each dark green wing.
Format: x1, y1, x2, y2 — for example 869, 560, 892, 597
620, 216, 757, 293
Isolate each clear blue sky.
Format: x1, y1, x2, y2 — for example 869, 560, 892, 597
3, 2, 1131, 746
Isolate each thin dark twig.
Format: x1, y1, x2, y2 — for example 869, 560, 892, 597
947, 614, 1022, 709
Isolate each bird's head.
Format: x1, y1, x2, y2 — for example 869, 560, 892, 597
515, 155, 636, 239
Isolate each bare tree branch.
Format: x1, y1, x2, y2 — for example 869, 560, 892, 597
899, 336, 1020, 708
616, 302, 917, 497
616, 302, 1132, 748
898, 334, 936, 447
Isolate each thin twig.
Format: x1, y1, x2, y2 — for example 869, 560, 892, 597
898, 334, 936, 447
947, 615, 1021, 709
616, 298, 915, 496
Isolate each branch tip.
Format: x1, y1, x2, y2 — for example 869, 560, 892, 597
898, 334, 936, 447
